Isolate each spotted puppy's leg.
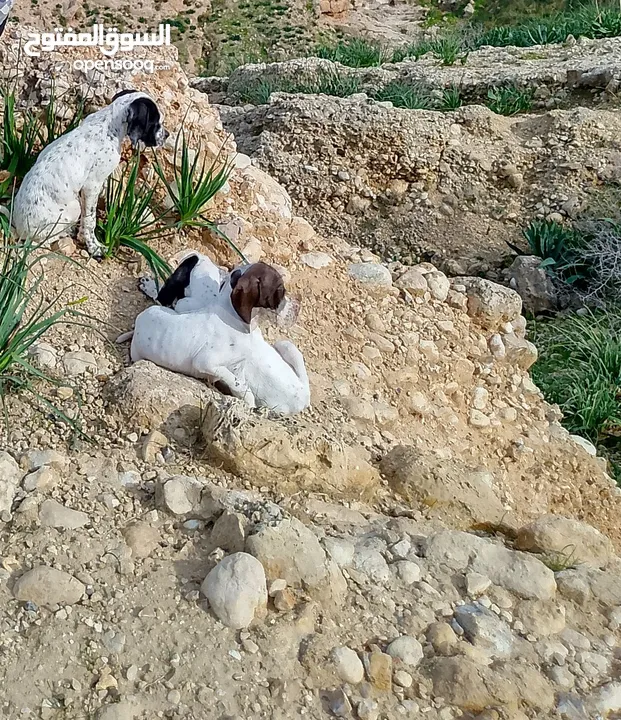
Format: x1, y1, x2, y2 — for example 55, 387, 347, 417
209, 366, 256, 408
78, 183, 105, 259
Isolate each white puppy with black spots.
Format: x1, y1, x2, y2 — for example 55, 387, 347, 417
12, 89, 168, 258
125, 252, 311, 415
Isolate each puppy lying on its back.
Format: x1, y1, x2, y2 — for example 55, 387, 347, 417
130, 253, 311, 415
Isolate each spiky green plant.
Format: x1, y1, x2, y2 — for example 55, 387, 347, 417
0, 236, 82, 430
441, 86, 463, 110
97, 154, 171, 282
372, 82, 433, 109
154, 129, 234, 228
514, 219, 587, 283
0, 89, 41, 178
315, 37, 385, 67
486, 85, 534, 115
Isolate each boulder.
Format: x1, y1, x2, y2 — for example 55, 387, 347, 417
516, 515, 614, 567
201, 395, 379, 500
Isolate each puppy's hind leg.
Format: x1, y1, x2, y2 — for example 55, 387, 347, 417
273, 340, 309, 382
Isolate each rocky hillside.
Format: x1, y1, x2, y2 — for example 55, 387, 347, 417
191, 36, 621, 276
0, 27, 620, 720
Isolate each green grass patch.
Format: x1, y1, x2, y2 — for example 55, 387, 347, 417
531, 310, 621, 479
371, 82, 434, 109
316, 37, 386, 67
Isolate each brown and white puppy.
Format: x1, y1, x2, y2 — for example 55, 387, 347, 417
129, 252, 310, 414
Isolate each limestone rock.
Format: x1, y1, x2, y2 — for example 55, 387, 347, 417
380, 446, 505, 525
386, 636, 423, 667
104, 360, 217, 435
348, 263, 393, 289
507, 255, 558, 314
13, 566, 85, 606
454, 277, 522, 330
516, 515, 614, 567
39, 500, 89, 530
122, 522, 160, 559
332, 646, 364, 684
201, 552, 267, 629
425, 531, 556, 600
246, 517, 328, 588
0, 451, 23, 516
201, 394, 379, 500
454, 604, 514, 659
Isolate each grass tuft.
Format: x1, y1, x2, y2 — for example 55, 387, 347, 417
531, 310, 621, 475
371, 82, 434, 109
154, 129, 234, 229
316, 37, 385, 67
0, 236, 83, 431
486, 85, 534, 115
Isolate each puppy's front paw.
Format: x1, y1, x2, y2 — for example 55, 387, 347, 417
139, 276, 159, 300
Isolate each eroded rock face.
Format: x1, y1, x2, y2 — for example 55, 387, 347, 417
380, 445, 507, 526
200, 394, 380, 500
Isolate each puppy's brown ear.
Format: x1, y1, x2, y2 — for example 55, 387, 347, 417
231, 274, 260, 325
256, 263, 285, 311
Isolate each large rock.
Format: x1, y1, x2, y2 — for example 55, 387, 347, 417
201, 395, 379, 500
516, 515, 614, 568
507, 255, 558, 314
453, 604, 514, 659
0, 451, 23, 516
246, 517, 328, 588
425, 531, 556, 600
39, 500, 89, 530
201, 552, 267, 629
104, 361, 217, 437
453, 277, 522, 330
380, 446, 506, 526
429, 657, 554, 712
13, 566, 85, 606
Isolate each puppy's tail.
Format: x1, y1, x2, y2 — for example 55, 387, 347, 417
116, 330, 134, 344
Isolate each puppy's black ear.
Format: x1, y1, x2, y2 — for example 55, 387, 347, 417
125, 97, 164, 148
112, 88, 138, 102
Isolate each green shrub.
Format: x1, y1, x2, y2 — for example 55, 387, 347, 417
154, 129, 234, 229
0, 236, 82, 429
513, 219, 589, 285
372, 82, 433, 109
486, 85, 534, 115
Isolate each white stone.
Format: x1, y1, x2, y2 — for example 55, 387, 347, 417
386, 636, 423, 667
0, 451, 23, 515
332, 646, 364, 684
201, 552, 267, 629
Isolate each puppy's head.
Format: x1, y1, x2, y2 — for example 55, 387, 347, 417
230, 262, 286, 326
114, 90, 169, 148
